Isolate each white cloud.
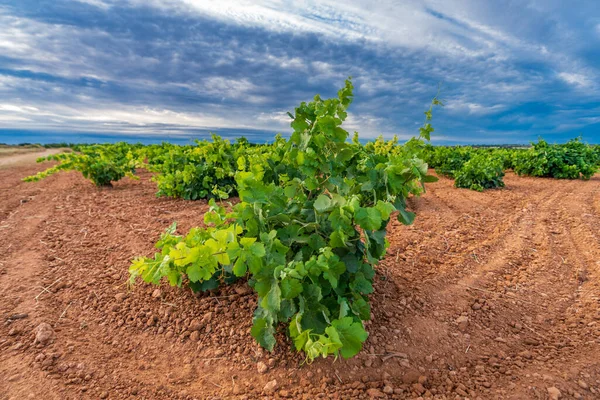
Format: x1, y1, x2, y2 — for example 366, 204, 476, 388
558, 72, 591, 88
445, 99, 505, 115
255, 111, 292, 129
0, 104, 39, 113
0, 99, 287, 134
73, 0, 112, 9
116, 0, 505, 58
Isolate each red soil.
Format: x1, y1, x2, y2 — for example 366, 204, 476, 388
1, 160, 599, 400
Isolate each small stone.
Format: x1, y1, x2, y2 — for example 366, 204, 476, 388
257, 361, 268, 374
8, 328, 19, 336
234, 285, 250, 295
366, 388, 385, 398
99, 392, 109, 399
577, 380, 588, 390
263, 380, 278, 394
202, 312, 213, 324
524, 337, 540, 346
418, 375, 428, 384
471, 303, 482, 310
456, 316, 469, 332
547, 386, 561, 400
189, 318, 202, 331
519, 350, 533, 359
383, 385, 394, 394
513, 322, 523, 331
190, 331, 200, 341
8, 313, 29, 320
34, 323, 55, 346
114, 293, 127, 302
152, 289, 162, 298
412, 383, 425, 395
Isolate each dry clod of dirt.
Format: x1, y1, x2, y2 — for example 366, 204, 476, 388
114, 292, 127, 302
547, 386, 561, 400
523, 337, 540, 346
33, 323, 55, 346
456, 315, 469, 332
401, 370, 420, 384
366, 387, 386, 398
256, 361, 268, 374
263, 379, 278, 394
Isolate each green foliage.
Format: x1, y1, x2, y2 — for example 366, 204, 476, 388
141, 136, 284, 200
488, 148, 521, 170
454, 153, 505, 191
24, 143, 138, 186
424, 146, 473, 178
129, 79, 438, 361
423, 139, 599, 191
514, 138, 599, 180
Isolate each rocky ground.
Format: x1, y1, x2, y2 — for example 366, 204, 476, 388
1, 158, 599, 400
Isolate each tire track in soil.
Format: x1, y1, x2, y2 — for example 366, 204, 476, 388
0, 165, 74, 400
420, 176, 600, 399
514, 177, 600, 398
373, 174, 600, 399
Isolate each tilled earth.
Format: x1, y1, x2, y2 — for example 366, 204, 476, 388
1, 159, 599, 400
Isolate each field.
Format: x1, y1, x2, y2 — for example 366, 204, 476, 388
1, 156, 599, 399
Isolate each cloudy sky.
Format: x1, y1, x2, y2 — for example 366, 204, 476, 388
0, 0, 599, 144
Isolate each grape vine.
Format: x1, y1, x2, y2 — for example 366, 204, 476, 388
129, 79, 440, 361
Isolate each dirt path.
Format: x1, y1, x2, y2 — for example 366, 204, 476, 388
0, 148, 64, 169
1, 160, 599, 400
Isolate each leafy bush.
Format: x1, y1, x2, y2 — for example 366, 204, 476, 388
129, 79, 440, 361
24, 143, 138, 186
144, 136, 284, 200
147, 136, 238, 200
481, 148, 521, 170
454, 153, 505, 191
425, 146, 473, 178
514, 138, 599, 180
